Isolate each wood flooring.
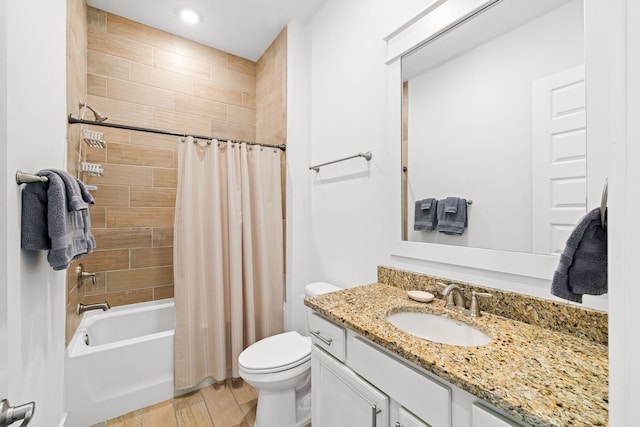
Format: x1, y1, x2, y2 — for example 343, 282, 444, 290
104, 379, 257, 427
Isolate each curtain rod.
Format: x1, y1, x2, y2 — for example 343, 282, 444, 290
68, 115, 286, 151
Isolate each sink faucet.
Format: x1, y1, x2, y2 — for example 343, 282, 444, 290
77, 302, 110, 315
438, 282, 494, 317
441, 284, 466, 311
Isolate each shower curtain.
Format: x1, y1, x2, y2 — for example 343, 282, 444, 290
173, 136, 284, 389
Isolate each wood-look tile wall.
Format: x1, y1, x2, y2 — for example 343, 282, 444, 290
66, 0, 88, 343
69, 8, 259, 321
256, 28, 288, 265
256, 28, 286, 147
65, 7, 288, 344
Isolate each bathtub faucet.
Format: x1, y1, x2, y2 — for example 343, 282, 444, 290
77, 301, 111, 315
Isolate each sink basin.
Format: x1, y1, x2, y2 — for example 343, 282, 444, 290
387, 312, 492, 346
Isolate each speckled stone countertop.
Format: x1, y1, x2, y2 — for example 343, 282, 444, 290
305, 283, 608, 427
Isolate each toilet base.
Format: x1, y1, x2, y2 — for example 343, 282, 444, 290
252, 380, 311, 427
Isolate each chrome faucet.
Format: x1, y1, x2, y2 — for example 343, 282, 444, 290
437, 282, 493, 317
440, 283, 466, 311
77, 302, 110, 315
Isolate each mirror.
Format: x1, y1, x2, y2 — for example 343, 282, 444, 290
401, 0, 585, 255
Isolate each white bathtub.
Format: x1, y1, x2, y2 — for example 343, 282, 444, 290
65, 299, 175, 427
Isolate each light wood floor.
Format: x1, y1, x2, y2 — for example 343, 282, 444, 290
104, 379, 257, 427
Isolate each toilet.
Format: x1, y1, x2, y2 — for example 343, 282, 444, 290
238, 282, 341, 427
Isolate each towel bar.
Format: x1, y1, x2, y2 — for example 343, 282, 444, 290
600, 179, 608, 229
16, 171, 48, 184
309, 151, 372, 172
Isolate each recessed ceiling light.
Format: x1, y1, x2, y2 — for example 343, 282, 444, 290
179, 8, 200, 24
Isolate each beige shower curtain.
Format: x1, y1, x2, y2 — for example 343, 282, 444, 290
173, 136, 284, 389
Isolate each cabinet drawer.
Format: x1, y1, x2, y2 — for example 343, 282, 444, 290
349, 336, 451, 427
308, 312, 346, 362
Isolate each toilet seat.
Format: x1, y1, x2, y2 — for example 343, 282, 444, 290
239, 331, 311, 374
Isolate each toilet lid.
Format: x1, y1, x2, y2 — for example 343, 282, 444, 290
239, 331, 311, 373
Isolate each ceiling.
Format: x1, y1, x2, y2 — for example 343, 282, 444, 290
86, 0, 326, 61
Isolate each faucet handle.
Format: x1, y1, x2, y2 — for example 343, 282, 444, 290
76, 263, 96, 287
470, 291, 493, 317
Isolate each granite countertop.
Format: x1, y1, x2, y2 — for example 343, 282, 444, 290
304, 283, 608, 427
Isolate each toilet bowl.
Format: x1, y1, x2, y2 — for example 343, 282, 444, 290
238, 282, 341, 427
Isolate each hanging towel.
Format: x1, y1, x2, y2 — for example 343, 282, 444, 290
414, 198, 437, 231
437, 197, 467, 235
444, 197, 458, 213
551, 208, 607, 303
21, 170, 96, 270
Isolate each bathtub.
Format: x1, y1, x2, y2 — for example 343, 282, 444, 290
65, 299, 175, 427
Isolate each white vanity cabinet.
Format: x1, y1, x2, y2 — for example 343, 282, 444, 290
471, 403, 522, 427
312, 346, 389, 427
310, 311, 528, 427
398, 406, 431, 427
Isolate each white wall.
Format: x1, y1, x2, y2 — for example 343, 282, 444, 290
285, 0, 430, 332
285, 0, 607, 326
608, 0, 640, 423
406, 1, 583, 252
289, 0, 636, 422
1, 0, 67, 425
287, 0, 593, 333
285, 19, 316, 333
0, 0, 8, 400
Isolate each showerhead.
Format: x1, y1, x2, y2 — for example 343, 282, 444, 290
80, 102, 108, 122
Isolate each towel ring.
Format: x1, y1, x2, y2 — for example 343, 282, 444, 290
600, 178, 608, 229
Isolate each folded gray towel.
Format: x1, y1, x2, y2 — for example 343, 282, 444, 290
21, 170, 96, 270
414, 198, 437, 231
551, 208, 607, 303
437, 197, 467, 235
444, 197, 458, 213
50, 168, 94, 211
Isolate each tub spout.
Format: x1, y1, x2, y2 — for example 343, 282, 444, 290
77, 302, 111, 315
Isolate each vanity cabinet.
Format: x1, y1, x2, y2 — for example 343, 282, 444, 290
312, 346, 388, 427
471, 403, 522, 427
310, 311, 528, 427
398, 407, 431, 427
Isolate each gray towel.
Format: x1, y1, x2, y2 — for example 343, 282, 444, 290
444, 197, 458, 213
437, 197, 467, 235
414, 198, 437, 231
21, 181, 50, 250
50, 168, 94, 211
21, 170, 96, 270
551, 208, 607, 303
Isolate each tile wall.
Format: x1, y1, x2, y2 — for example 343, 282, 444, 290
66, 7, 286, 342
255, 28, 288, 260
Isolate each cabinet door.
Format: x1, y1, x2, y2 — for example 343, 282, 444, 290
398, 406, 431, 427
472, 403, 523, 427
312, 346, 389, 427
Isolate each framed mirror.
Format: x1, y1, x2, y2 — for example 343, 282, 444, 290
401, 0, 585, 256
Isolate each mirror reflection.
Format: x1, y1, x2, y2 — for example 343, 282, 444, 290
401, 0, 585, 255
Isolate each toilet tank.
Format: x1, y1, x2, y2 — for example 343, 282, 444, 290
304, 282, 342, 332
304, 282, 342, 297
